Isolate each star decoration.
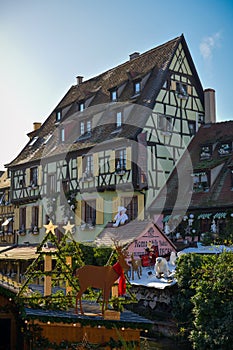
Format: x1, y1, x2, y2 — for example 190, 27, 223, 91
63, 221, 75, 235
43, 220, 58, 235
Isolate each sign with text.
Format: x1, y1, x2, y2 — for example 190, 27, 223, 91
127, 222, 176, 258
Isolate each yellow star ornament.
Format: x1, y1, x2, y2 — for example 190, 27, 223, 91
43, 220, 58, 235
63, 221, 75, 235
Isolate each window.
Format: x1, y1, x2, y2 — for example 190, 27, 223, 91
122, 196, 138, 221
200, 145, 212, 160
87, 120, 92, 133
134, 81, 141, 95
60, 128, 65, 142
158, 114, 172, 133
30, 167, 38, 187
47, 174, 56, 194
31, 206, 39, 230
56, 110, 62, 122
192, 172, 209, 192
79, 102, 85, 112
83, 200, 96, 226
19, 207, 26, 232
111, 89, 117, 102
99, 152, 110, 174
29, 136, 39, 146
176, 82, 188, 98
115, 149, 126, 173
198, 114, 205, 124
80, 120, 92, 136
218, 142, 232, 156
116, 111, 122, 128
80, 122, 85, 135
83, 155, 93, 178
188, 121, 196, 136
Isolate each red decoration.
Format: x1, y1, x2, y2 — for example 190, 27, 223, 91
113, 262, 126, 296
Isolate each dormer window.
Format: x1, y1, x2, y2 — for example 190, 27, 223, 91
134, 81, 141, 95
60, 127, 65, 142
29, 136, 39, 146
111, 89, 117, 102
80, 122, 85, 135
87, 120, 92, 133
116, 111, 122, 128
56, 110, 62, 122
192, 172, 209, 192
200, 145, 212, 160
79, 102, 85, 112
176, 82, 188, 99
218, 142, 232, 156
79, 120, 92, 138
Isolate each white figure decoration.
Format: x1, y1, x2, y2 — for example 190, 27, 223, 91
211, 219, 217, 233
169, 251, 177, 266
164, 222, 170, 235
154, 257, 169, 278
113, 206, 128, 227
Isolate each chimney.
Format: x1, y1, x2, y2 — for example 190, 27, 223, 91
204, 88, 216, 123
76, 76, 84, 85
33, 122, 41, 131
129, 52, 140, 61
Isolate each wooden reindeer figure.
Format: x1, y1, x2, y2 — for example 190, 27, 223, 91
130, 253, 142, 280
75, 244, 129, 315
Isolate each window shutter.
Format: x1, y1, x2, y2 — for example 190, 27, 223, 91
25, 168, 30, 187
37, 165, 43, 186
75, 200, 82, 226
26, 206, 32, 229
77, 157, 83, 179
137, 194, 144, 221
14, 207, 19, 231
38, 205, 43, 228
112, 196, 120, 220
126, 146, 131, 170
109, 150, 115, 173
170, 80, 176, 91
93, 153, 99, 177
96, 197, 104, 224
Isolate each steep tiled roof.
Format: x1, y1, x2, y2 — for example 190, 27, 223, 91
149, 121, 233, 213
7, 35, 187, 168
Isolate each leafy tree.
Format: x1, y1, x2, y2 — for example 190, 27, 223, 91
190, 251, 233, 349
173, 252, 233, 349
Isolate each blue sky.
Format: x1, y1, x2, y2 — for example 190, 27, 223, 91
0, 0, 233, 169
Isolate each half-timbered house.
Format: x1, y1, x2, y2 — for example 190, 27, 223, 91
6, 34, 207, 244
149, 121, 233, 243
0, 171, 15, 245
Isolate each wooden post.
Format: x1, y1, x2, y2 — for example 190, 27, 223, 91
66, 256, 72, 294
16, 262, 20, 283
44, 255, 52, 296
111, 284, 119, 298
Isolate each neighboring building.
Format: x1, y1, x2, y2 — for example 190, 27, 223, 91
0, 171, 15, 245
149, 121, 233, 242
6, 34, 206, 244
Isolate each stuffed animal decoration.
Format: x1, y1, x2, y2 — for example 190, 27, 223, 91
154, 256, 169, 278
113, 206, 128, 227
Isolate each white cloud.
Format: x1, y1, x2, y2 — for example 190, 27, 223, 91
199, 32, 221, 60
